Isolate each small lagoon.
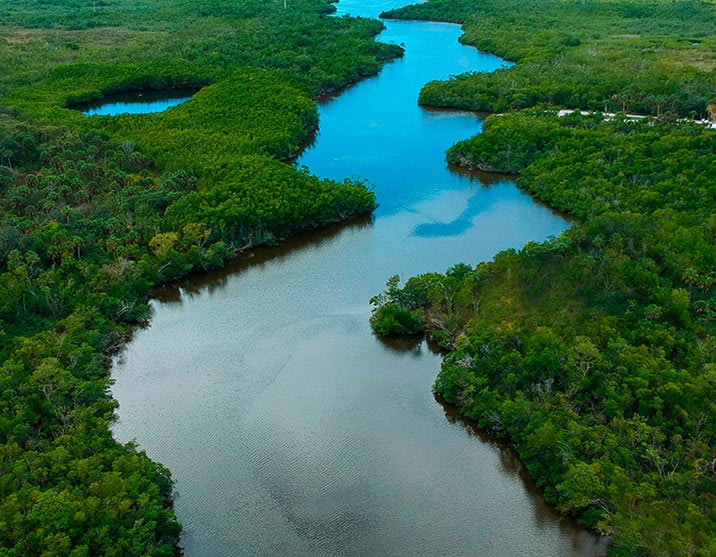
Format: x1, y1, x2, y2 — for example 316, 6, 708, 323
75, 89, 194, 116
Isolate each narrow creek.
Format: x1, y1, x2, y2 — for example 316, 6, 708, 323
111, 1, 607, 555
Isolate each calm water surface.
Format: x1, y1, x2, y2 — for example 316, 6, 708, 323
112, 1, 606, 555
76, 89, 193, 115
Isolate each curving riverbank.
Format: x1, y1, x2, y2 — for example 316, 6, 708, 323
377, 1, 716, 552
111, 2, 607, 556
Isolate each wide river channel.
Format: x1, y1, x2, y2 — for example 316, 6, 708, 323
112, 1, 607, 555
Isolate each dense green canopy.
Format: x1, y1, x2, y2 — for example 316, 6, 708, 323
0, 0, 397, 553
372, 1, 716, 555
386, 0, 716, 118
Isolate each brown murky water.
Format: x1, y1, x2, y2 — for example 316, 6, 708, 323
111, 2, 607, 555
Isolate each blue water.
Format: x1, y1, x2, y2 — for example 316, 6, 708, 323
300, 20, 511, 218
78, 91, 192, 115
111, 2, 605, 556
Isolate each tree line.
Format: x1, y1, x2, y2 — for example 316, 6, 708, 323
373, 0, 716, 554
384, 0, 716, 119
0, 0, 401, 552
371, 111, 715, 556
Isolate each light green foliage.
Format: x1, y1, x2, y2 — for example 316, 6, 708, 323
386, 0, 716, 117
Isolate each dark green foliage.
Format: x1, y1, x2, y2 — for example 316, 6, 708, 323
78, 68, 320, 165
374, 112, 716, 554
370, 275, 429, 335
370, 267, 483, 345
0, 320, 182, 555
371, 303, 426, 336
448, 111, 573, 173
0, 0, 397, 552
450, 112, 716, 221
371, 5, 716, 550
0, 0, 402, 99
165, 155, 376, 248
0, 119, 201, 553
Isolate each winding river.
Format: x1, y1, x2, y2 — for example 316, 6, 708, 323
111, 1, 607, 555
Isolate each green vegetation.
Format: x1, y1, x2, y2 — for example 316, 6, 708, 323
372, 114, 716, 555
371, 1, 716, 554
384, 0, 716, 117
0, 0, 400, 553
370, 274, 427, 335
0, 115, 187, 555
0, 0, 401, 99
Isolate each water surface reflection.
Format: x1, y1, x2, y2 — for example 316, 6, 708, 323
111, 2, 605, 555
73, 89, 195, 115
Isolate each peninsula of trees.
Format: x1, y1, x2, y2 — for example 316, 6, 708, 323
372, 1, 715, 554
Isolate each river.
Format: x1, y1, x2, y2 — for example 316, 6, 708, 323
111, 1, 606, 555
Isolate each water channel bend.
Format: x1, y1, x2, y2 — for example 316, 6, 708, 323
112, 1, 605, 555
